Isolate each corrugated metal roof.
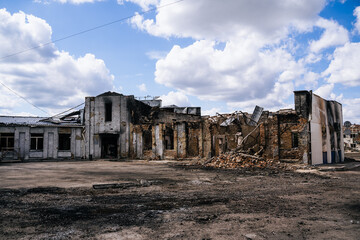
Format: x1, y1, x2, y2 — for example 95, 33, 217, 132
0, 116, 83, 127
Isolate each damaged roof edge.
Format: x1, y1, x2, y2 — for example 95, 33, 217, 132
0, 116, 83, 127
96, 91, 123, 97
294, 90, 342, 105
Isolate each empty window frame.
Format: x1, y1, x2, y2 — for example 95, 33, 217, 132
143, 128, 152, 150
30, 133, 43, 150
164, 127, 174, 150
58, 133, 71, 151
105, 102, 112, 122
292, 132, 299, 148
0, 133, 14, 151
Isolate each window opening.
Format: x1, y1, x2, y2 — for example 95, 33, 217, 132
164, 127, 174, 150
59, 133, 71, 151
0, 133, 14, 151
30, 133, 43, 150
143, 128, 152, 150
105, 102, 112, 122
292, 132, 299, 148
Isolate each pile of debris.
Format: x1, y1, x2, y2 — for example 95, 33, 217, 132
199, 151, 283, 170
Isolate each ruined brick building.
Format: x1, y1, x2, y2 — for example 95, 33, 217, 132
0, 90, 344, 165
343, 121, 360, 151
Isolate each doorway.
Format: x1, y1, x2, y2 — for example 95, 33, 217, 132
101, 134, 118, 158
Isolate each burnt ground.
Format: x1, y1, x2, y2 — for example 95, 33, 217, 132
0, 160, 359, 240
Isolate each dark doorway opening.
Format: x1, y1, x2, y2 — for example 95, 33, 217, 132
164, 127, 174, 150
143, 128, 152, 151
187, 129, 199, 157
101, 134, 118, 158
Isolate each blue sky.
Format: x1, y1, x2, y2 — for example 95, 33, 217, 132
0, 0, 360, 123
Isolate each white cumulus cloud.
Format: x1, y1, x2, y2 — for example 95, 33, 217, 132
354, 6, 360, 35
309, 18, 349, 53
323, 42, 360, 86
128, 0, 327, 112
0, 9, 114, 115
159, 91, 190, 107
137, 83, 147, 92
314, 83, 335, 99
202, 107, 222, 117
128, 0, 359, 123
146, 50, 167, 60
155, 38, 310, 111
342, 98, 360, 124
130, 0, 325, 41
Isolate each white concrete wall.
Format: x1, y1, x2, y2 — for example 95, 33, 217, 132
310, 93, 344, 164
1, 126, 83, 161
84, 94, 135, 159
155, 125, 163, 159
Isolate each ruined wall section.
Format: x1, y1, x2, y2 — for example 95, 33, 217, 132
327, 101, 344, 163
309, 94, 344, 164
153, 111, 202, 124
85, 94, 141, 159
201, 118, 212, 159
263, 116, 278, 160
294, 91, 312, 120
206, 114, 262, 157
204, 110, 311, 163
177, 123, 187, 159
130, 109, 204, 160
119, 96, 129, 158
85, 97, 95, 159
262, 112, 309, 163
186, 122, 202, 158
155, 124, 163, 159
151, 111, 203, 160
277, 113, 309, 163
130, 124, 143, 159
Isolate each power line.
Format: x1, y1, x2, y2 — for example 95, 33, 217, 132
0, 81, 50, 115
0, 0, 185, 61
0, 0, 185, 115
51, 102, 85, 118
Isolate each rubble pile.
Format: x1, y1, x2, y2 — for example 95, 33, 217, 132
201, 152, 281, 170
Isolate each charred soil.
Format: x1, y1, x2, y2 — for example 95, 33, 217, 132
0, 160, 359, 239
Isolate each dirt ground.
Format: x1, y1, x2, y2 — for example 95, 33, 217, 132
0, 159, 360, 240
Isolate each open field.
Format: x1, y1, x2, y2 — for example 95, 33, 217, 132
0, 160, 360, 239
